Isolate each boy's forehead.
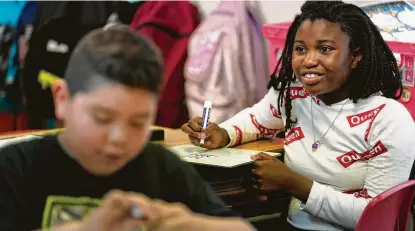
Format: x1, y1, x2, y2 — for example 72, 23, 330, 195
73, 80, 156, 112
85, 74, 117, 91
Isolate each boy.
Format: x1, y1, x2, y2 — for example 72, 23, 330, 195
0, 25, 255, 231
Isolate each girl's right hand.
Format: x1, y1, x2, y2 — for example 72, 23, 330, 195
181, 117, 231, 149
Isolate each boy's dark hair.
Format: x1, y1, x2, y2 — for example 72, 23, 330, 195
64, 24, 164, 96
269, 1, 402, 131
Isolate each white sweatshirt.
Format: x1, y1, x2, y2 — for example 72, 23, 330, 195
219, 85, 415, 230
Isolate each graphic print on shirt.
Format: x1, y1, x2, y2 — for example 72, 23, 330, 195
282, 86, 320, 105
336, 141, 388, 168
41, 195, 102, 229
282, 86, 309, 103
249, 114, 280, 138
346, 104, 386, 141
269, 104, 282, 119
344, 188, 372, 199
233, 125, 243, 145
288, 86, 309, 101
354, 188, 372, 199
311, 95, 321, 105
284, 127, 305, 145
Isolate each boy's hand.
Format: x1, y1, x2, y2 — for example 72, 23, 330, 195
79, 190, 152, 231
149, 200, 197, 231
79, 190, 199, 231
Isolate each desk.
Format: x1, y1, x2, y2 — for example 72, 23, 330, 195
0, 128, 63, 138
153, 126, 284, 152
0, 127, 285, 153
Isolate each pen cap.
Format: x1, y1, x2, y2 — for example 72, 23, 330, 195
203, 101, 213, 109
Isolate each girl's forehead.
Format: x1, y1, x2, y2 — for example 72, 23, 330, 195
295, 19, 349, 45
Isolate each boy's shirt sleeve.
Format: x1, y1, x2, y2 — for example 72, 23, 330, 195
0, 146, 24, 231
219, 88, 285, 147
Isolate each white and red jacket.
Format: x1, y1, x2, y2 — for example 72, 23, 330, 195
219, 85, 415, 230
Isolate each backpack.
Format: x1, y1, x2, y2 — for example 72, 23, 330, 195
184, 1, 268, 124
22, 2, 114, 129
130, 1, 200, 129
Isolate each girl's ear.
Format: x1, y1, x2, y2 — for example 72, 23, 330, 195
351, 48, 362, 69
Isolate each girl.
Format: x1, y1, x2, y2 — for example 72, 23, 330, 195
182, 1, 415, 230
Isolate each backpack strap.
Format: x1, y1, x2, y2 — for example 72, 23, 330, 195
135, 22, 192, 38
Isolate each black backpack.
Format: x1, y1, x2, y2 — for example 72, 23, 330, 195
23, 18, 105, 129
22, 1, 144, 129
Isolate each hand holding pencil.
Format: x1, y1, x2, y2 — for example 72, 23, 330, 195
181, 117, 230, 149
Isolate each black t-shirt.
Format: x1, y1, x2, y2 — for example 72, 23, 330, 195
0, 135, 235, 231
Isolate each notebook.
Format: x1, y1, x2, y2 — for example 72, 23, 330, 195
168, 144, 281, 168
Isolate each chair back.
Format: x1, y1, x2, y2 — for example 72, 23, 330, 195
355, 180, 415, 231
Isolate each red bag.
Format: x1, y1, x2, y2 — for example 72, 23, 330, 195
130, 1, 200, 128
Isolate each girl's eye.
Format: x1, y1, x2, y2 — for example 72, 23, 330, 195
320, 46, 334, 53
295, 46, 306, 52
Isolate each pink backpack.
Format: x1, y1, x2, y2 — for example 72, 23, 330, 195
184, 1, 268, 123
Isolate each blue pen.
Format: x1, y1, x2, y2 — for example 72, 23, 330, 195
200, 101, 213, 146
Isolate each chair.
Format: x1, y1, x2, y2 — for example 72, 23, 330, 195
355, 180, 415, 231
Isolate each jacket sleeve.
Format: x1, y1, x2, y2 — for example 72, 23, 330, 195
219, 88, 285, 147
301, 102, 415, 229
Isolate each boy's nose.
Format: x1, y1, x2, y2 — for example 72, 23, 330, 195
108, 125, 128, 146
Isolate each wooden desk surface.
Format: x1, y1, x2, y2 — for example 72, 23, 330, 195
0, 127, 284, 152
152, 126, 284, 152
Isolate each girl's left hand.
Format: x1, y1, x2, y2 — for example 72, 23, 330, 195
251, 153, 294, 191
251, 153, 314, 202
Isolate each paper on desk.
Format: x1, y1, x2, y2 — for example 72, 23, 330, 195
0, 135, 40, 149
168, 144, 281, 168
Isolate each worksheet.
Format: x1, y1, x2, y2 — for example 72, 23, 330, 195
168, 144, 281, 168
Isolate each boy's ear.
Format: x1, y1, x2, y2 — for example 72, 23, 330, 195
52, 80, 69, 120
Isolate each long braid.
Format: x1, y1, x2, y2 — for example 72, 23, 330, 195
268, 15, 303, 131
268, 1, 402, 131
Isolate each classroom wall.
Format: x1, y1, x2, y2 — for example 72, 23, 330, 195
190, 0, 415, 73
191, 1, 415, 24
